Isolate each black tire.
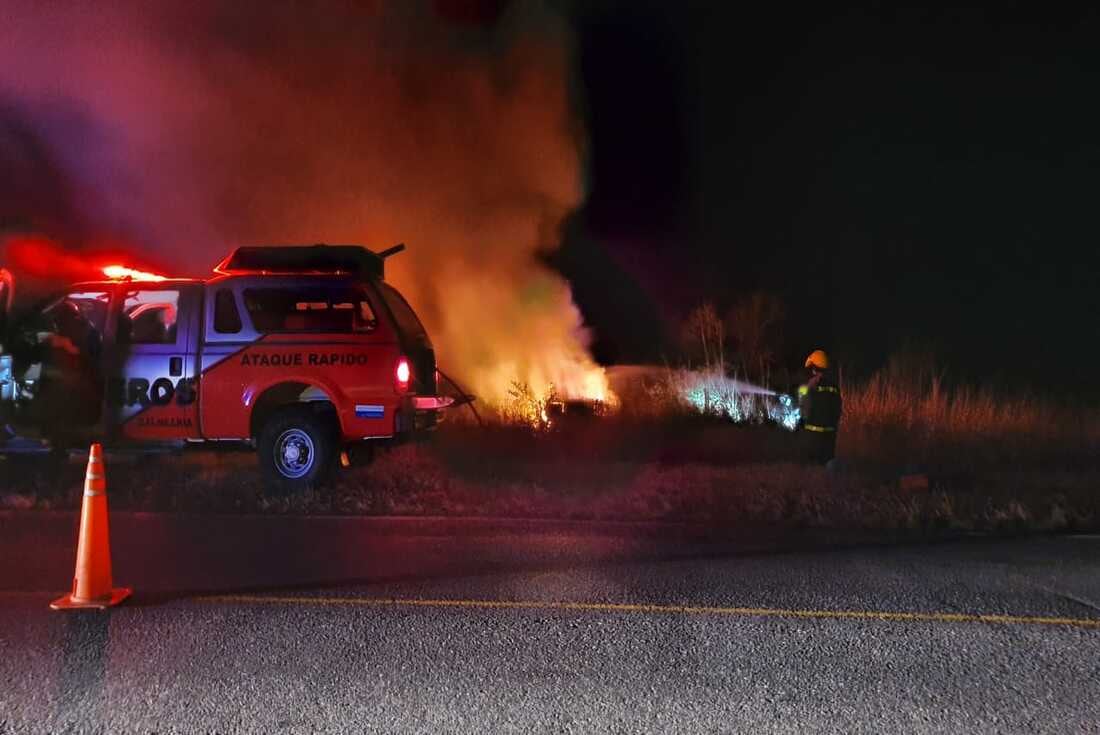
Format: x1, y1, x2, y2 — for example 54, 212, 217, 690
257, 406, 338, 495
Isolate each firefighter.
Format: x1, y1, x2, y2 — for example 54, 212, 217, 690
37, 300, 103, 436
797, 349, 842, 464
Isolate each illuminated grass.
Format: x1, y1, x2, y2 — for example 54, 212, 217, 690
840, 371, 1100, 469
2, 418, 1097, 533
2, 358, 1097, 531
604, 362, 1099, 471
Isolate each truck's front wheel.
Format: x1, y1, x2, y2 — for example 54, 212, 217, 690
257, 406, 337, 495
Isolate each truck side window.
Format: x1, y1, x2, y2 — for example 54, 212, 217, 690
118, 290, 180, 344
243, 287, 377, 333
214, 289, 242, 334
377, 283, 426, 338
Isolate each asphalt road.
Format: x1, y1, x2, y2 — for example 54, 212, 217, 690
1, 514, 1098, 733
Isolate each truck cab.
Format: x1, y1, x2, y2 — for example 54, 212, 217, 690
0, 245, 451, 492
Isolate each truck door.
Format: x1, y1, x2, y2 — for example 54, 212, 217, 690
14, 286, 113, 441
106, 283, 201, 441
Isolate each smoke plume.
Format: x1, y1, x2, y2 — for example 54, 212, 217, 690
0, 0, 609, 406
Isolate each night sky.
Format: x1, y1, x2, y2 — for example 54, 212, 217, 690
560, 3, 1100, 395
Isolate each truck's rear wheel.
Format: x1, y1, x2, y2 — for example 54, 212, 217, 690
257, 406, 337, 495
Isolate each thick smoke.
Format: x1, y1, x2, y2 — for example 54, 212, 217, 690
0, 0, 609, 406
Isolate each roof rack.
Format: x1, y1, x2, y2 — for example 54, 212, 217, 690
213, 243, 405, 279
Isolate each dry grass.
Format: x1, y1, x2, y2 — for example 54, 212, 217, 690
840, 370, 1100, 471
606, 361, 1100, 472
3, 440, 1096, 533
2, 356, 1097, 533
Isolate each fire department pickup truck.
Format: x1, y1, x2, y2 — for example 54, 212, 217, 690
0, 244, 452, 492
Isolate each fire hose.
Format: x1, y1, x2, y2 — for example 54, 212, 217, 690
435, 367, 482, 428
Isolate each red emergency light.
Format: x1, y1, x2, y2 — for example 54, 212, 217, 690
102, 264, 167, 282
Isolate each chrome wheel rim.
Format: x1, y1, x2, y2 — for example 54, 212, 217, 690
274, 428, 315, 479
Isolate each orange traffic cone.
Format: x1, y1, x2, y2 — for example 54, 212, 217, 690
50, 444, 131, 610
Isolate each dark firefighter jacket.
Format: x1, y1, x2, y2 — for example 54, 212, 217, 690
798, 372, 842, 432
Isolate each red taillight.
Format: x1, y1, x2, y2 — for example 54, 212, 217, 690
395, 356, 411, 393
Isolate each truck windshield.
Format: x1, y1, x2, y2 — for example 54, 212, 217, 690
377, 283, 427, 339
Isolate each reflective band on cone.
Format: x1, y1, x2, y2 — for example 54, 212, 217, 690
50, 443, 132, 610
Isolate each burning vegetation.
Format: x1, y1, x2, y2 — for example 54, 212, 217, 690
0, 0, 609, 414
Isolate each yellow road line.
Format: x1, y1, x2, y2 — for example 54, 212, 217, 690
198, 594, 1100, 629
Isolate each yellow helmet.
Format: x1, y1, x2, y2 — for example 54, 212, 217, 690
805, 349, 830, 370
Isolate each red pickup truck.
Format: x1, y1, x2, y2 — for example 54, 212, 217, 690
0, 244, 452, 492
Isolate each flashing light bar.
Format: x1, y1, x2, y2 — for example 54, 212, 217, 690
102, 264, 167, 281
